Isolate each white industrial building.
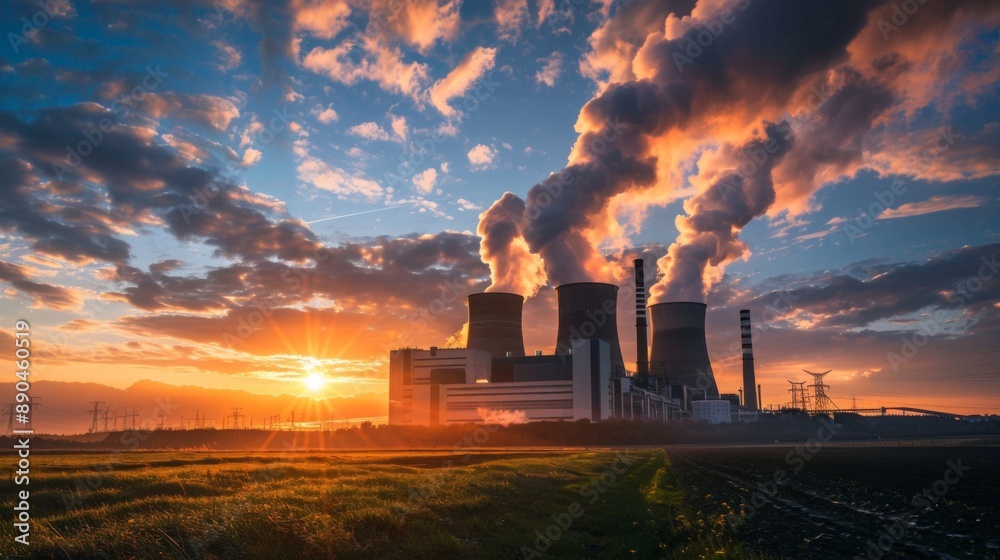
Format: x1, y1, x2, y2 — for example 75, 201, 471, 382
692, 399, 732, 424
388, 339, 613, 425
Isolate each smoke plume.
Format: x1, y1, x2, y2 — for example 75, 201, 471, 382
654, 123, 794, 301
477, 0, 1000, 302
477, 192, 547, 296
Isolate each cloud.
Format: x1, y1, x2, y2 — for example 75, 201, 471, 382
211, 40, 243, 71
456, 198, 480, 211
292, 0, 352, 40
135, 92, 241, 132
311, 104, 339, 123
879, 194, 989, 220
359, 0, 462, 54
494, 0, 529, 42
390, 114, 408, 141
467, 144, 497, 169
748, 242, 1000, 330
428, 47, 497, 117
413, 168, 437, 194
105, 229, 487, 319
0, 259, 81, 310
535, 52, 564, 87
303, 36, 429, 101
477, 0, 1000, 303
348, 122, 392, 141
242, 148, 262, 165
297, 150, 385, 201
536, 0, 557, 26
0, 103, 307, 268
580, 0, 697, 87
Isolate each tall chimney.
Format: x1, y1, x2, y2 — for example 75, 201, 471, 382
466, 293, 525, 358
634, 259, 649, 377
740, 309, 758, 410
554, 282, 625, 370
648, 302, 719, 397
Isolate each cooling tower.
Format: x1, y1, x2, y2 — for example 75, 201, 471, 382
466, 292, 525, 358
554, 282, 625, 369
648, 302, 719, 397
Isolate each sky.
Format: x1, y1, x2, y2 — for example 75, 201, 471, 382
1, 0, 998, 431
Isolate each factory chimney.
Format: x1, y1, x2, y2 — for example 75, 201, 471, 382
649, 302, 719, 397
466, 293, 525, 358
634, 259, 649, 379
740, 309, 758, 410
554, 282, 625, 371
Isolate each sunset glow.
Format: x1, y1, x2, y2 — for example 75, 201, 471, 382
0, 0, 996, 437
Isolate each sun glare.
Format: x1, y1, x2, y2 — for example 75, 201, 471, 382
304, 372, 326, 392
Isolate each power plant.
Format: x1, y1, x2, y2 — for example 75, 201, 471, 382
388, 258, 762, 426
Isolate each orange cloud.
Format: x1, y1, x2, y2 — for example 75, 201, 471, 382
428, 46, 497, 117
879, 194, 989, 220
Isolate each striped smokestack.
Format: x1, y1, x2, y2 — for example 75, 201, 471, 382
740, 309, 758, 410
634, 259, 649, 376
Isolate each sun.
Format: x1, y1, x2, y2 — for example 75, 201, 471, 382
304, 372, 326, 392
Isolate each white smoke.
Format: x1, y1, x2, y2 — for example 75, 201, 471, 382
477, 407, 528, 426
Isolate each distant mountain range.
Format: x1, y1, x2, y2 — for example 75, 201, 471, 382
4, 379, 387, 435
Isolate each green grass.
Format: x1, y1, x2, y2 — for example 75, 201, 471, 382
0, 450, 768, 559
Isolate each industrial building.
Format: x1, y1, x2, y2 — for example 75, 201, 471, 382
388, 259, 762, 426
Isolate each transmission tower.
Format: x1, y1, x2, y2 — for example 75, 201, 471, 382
101, 402, 113, 432
230, 407, 244, 430
87, 401, 105, 433
803, 370, 838, 411
126, 407, 140, 430
787, 381, 809, 411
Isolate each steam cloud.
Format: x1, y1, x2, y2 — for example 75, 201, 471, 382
477, 407, 528, 426
477, 192, 547, 296
477, 0, 999, 303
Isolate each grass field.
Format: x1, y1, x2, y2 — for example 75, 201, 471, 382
0, 449, 763, 559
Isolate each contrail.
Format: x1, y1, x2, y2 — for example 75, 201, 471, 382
305, 205, 410, 225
